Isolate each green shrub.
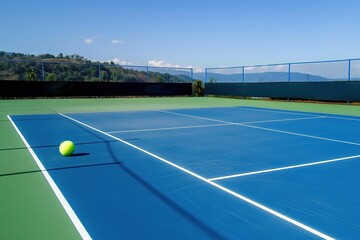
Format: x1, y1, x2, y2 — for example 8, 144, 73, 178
45, 73, 56, 81
192, 80, 204, 97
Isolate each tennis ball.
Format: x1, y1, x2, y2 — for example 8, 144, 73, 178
59, 140, 75, 156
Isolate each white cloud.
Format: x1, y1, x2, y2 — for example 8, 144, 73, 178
108, 58, 133, 65
148, 60, 181, 68
84, 36, 98, 45
182, 65, 203, 73
148, 60, 203, 72
245, 64, 288, 73
111, 39, 124, 44
192, 66, 204, 73
106, 58, 204, 73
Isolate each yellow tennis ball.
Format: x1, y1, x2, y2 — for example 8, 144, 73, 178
59, 140, 75, 156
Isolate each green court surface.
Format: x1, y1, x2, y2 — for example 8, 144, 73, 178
1, 97, 360, 240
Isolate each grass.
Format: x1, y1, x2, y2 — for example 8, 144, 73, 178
1, 96, 360, 239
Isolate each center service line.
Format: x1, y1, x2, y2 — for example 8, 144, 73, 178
59, 113, 335, 240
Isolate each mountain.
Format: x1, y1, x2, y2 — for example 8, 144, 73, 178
194, 71, 331, 83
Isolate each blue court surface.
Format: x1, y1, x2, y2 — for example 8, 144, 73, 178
9, 106, 360, 239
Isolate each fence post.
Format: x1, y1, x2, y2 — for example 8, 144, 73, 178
242, 67, 245, 83
41, 62, 45, 81
146, 67, 149, 82
288, 63, 291, 82
204, 68, 208, 82
190, 68, 193, 80
348, 59, 351, 81
98, 64, 101, 81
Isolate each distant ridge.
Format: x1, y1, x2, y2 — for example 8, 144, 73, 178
194, 71, 330, 82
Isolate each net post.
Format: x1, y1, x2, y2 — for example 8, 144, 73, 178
146, 66, 149, 82
190, 68, 193, 79
348, 59, 351, 81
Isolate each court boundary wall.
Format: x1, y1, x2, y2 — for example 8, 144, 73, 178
0, 80, 192, 98
205, 81, 360, 102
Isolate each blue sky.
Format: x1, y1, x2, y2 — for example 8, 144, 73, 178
1, 0, 359, 70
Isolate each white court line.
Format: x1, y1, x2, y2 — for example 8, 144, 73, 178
160, 110, 360, 146
326, 115, 360, 122
240, 106, 360, 122
7, 115, 92, 240
209, 154, 360, 181
239, 123, 360, 146
107, 123, 232, 134
236, 107, 323, 117
242, 116, 327, 124
108, 114, 325, 134
155, 110, 233, 124
60, 113, 334, 240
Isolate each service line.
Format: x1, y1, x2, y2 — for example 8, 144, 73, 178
209, 154, 360, 181
107, 123, 232, 134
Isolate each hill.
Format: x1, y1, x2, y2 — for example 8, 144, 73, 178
0, 51, 193, 83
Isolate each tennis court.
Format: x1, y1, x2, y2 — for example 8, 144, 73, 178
6, 103, 360, 239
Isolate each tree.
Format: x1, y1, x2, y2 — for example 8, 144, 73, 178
25, 68, 36, 80
39, 54, 55, 59
45, 73, 56, 81
192, 80, 204, 96
163, 73, 171, 82
156, 75, 164, 83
